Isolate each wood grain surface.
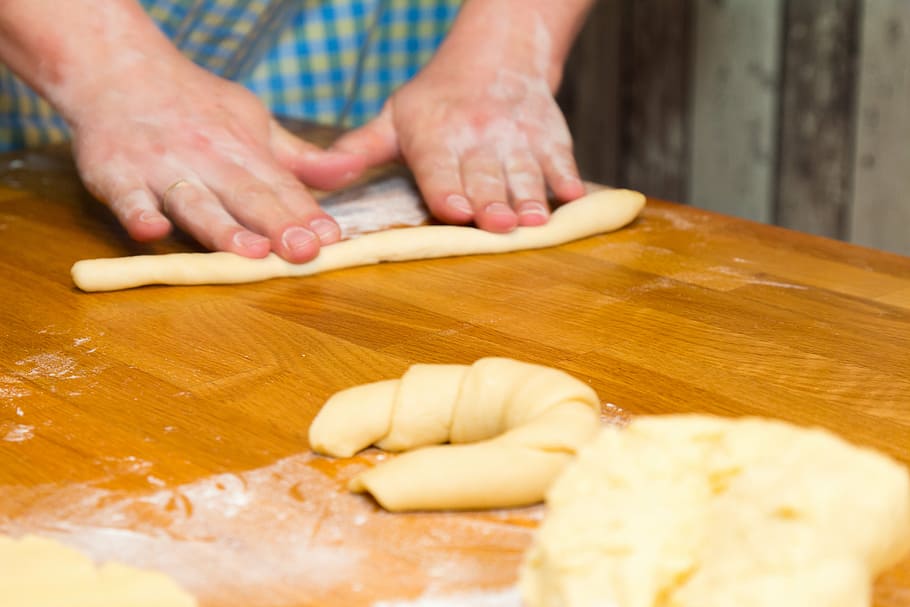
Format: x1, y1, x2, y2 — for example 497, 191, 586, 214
0, 143, 909, 606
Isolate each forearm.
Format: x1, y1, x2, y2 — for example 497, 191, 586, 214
431, 0, 595, 90
0, 0, 185, 122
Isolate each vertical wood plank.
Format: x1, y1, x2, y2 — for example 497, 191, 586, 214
558, 0, 623, 186
776, 0, 859, 240
617, 0, 693, 202
850, 0, 910, 256
688, 0, 784, 222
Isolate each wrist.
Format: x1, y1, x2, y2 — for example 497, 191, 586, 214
0, 0, 187, 125
61, 48, 195, 128
432, 0, 594, 92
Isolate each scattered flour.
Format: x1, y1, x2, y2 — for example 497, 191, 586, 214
705, 266, 808, 290
0, 375, 31, 400
643, 206, 700, 231
98, 455, 154, 476
15, 352, 78, 378
0, 452, 540, 607
601, 402, 631, 426
1, 422, 34, 442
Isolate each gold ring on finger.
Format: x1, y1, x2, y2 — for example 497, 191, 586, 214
161, 179, 191, 210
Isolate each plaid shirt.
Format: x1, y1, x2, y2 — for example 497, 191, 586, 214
0, 0, 460, 150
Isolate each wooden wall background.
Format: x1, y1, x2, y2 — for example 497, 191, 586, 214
558, 0, 910, 256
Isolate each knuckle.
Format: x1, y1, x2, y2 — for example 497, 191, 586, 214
464, 175, 505, 200
228, 181, 283, 214
504, 155, 540, 176
109, 189, 152, 217
508, 172, 544, 197
230, 180, 272, 200
472, 172, 503, 186
80, 165, 130, 199
411, 155, 459, 184
162, 182, 204, 214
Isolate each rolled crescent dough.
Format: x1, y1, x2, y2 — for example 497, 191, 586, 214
0, 534, 196, 607
520, 415, 910, 607
71, 188, 645, 292
308, 358, 602, 512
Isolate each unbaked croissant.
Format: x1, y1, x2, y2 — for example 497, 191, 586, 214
308, 358, 602, 511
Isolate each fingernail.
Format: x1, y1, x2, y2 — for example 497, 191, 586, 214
518, 201, 548, 217
309, 218, 341, 244
484, 201, 513, 215
281, 226, 318, 252
233, 231, 268, 249
446, 194, 472, 215
138, 211, 164, 224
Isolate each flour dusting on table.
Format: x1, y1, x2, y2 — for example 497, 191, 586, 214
0, 451, 541, 607
1, 422, 34, 442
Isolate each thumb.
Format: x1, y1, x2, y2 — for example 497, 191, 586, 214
329, 104, 400, 168
269, 121, 368, 190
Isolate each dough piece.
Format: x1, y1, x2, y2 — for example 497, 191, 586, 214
308, 358, 602, 511
520, 415, 910, 607
71, 188, 645, 292
0, 534, 197, 607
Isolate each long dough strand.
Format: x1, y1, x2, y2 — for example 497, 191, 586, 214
71, 188, 645, 292
308, 358, 602, 512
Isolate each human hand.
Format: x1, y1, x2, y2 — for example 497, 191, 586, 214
67, 59, 365, 262
327, 52, 585, 233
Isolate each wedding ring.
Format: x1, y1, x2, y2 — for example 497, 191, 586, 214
161, 179, 190, 210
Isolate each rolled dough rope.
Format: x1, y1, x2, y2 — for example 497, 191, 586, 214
71, 188, 645, 292
308, 357, 602, 512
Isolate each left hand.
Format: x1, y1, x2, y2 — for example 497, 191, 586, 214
327, 61, 586, 233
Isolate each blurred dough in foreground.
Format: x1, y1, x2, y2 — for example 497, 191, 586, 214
0, 534, 196, 607
520, 414, 910, 607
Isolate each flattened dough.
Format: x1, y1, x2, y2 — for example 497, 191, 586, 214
71, 188, 645, 292
308, 358, 602, 512
520, 415, 910, 607
0, 534, 196, 607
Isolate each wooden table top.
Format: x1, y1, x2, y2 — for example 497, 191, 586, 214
0, 142, 908, 607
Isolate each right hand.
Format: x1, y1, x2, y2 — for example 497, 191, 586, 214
67, 57, 365, 262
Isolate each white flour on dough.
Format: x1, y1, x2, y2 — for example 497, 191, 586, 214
319, 176, 430, 238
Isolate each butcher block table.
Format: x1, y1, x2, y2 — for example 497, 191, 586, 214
1, 135, 909, 607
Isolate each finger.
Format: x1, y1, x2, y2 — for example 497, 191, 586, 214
329, 105, 400, 167
269, 121, 367, 190
270, 177, 342, 247
406, 144, 474, 225
503, 148, 549, 227
80, 166, 172, 242
460, 146, 517, 233
200, 162, 338, 262
156, 179, 276, 259
536, 141, 586, 203
111, 189, 174, 241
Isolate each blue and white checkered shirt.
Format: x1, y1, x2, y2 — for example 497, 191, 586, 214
0, 0, 460, 150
